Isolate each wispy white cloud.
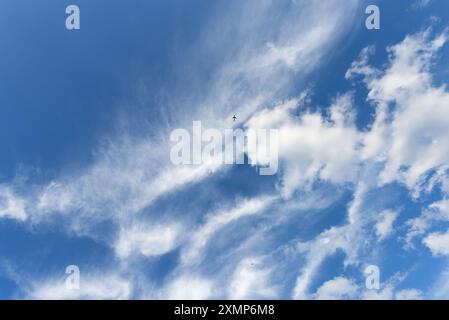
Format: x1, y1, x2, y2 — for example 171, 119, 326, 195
0, 0, 361, 231
0, 1, 365, 299
430, 264, 449, 299
6, 1, 449, 301
25, 273, 132, 300
291, 180, 368, 299
395, 289, 424, 300
411, 0, 432, 10
0, 185, 26, 221
181, 195, 277, 266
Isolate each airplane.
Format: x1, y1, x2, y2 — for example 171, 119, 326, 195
232, 115, 237, 121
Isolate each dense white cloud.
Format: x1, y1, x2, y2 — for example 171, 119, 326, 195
115, 222, 182, 259
375, 210, 398, 241
228, 257, 278, 299
314, 277, 359, 300
313, 275, 423, 300
405, 199, 449, 248
246, 93, 361, 198
423, 230, 449, 256
163, 276, 215, 300
247, 27, 449, 203
348, 29, 449, 196
290, 29, 449, 299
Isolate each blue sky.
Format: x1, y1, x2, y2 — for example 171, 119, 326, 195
1, 0, 449, 299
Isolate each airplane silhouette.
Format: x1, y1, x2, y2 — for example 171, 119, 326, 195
232, 115, 237, 121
